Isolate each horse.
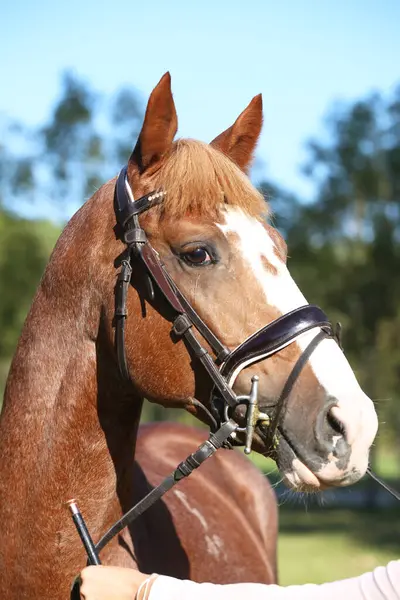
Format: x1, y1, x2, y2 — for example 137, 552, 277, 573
0, 72, 378, 600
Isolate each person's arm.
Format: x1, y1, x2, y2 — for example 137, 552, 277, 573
149, 562, 400, 600
80, 561, 400, 600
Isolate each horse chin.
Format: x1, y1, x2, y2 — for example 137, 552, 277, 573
275, 435, 327, 492
255, 428, 327, 493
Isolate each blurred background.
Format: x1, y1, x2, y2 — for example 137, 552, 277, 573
1, 0, 400, 586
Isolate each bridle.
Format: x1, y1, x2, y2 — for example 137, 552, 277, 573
69, 165, 400, 591
75, 166, 334, 558
112, 166, 337, 439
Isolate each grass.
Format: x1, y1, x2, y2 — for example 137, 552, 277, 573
278, 507, 400, 585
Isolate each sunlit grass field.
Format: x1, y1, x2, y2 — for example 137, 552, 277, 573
278, 507, 400, 585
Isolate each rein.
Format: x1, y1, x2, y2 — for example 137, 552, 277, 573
68, 165, 400, 587
366, 467, 400, 502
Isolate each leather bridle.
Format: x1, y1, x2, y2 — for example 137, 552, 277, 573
113, 166, 335, 419
90, 167, 335, 552
69, 166, 400, 588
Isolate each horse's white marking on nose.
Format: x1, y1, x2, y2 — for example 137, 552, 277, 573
218, 206, 378, 473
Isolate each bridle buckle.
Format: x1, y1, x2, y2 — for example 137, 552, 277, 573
225, 375, 269, 455
124, 228, 147, 245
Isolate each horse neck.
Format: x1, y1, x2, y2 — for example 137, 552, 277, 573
0, 184, 142, 562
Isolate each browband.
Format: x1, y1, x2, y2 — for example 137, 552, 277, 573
114, 165, 165, 229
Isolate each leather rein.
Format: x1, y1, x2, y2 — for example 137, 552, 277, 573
69, 166, 400, 580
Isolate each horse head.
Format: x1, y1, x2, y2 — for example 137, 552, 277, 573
101, 72, 378, 493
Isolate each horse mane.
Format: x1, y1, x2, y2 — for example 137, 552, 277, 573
152, 139, 268, 220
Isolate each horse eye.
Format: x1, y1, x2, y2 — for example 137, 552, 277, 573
182, 247, 212, 266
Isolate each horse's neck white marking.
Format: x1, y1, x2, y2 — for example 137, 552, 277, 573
218, 207, 377, 452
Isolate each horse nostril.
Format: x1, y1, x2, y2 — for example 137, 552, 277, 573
327, 408, 346, 438
315, 404, 350, 457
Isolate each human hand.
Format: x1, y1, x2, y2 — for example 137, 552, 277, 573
80, 566, 155, 600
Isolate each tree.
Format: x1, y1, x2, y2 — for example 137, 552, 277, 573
1, 71, 144, 219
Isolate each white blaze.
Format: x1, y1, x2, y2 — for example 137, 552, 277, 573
218, 207, 378, 483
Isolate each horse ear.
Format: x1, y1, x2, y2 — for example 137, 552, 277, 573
211, 94, 263, 173
129, 72, 178, 176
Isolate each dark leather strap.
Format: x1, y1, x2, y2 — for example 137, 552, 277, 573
115, 259, 132, 380
221, 305, 331, 381
113, 241, 234, 391
70, 579, 81, 600
114, 166, 165, 228
96, 473, 176, 553
142, 250, 231, 362
179, 327, 238, 408
94, 420, 238, 554
161, 266, 230, 363
139, 244, 186, 315
268, 329, 329, 442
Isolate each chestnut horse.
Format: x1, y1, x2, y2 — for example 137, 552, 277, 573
0, 73, 378, 600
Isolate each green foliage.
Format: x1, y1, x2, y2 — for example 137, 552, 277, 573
278, 507, 400, 585
0, 209, 60, 396
1, 70, 144, 219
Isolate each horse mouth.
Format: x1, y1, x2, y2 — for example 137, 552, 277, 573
257, 424, 327, 492
275, 433, 328, 491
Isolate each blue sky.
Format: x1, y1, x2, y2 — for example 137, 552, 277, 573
2, 0, 400, 217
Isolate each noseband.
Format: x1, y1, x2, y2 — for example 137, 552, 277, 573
69, 166, 399, 581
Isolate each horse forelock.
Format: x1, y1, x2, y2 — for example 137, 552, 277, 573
151, 139, 268, 221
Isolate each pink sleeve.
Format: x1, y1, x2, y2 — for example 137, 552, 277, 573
149, 561, 400, 600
